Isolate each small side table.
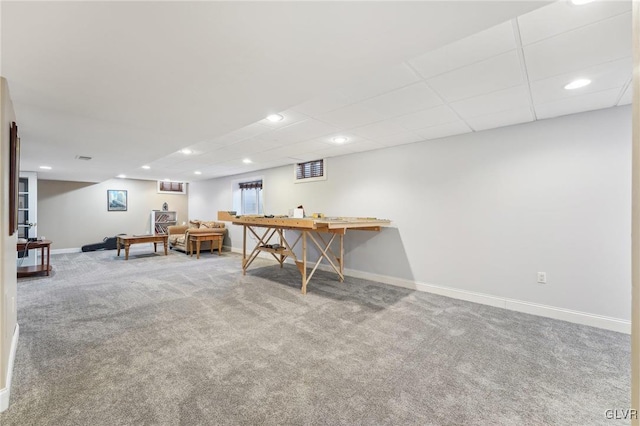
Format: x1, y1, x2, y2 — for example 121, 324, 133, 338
17, 239, 52, 277
189, 233, 223, 259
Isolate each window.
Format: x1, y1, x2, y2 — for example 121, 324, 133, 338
239, 180, 263, 215
294, 159, 326, 183
157, 181, 186, 194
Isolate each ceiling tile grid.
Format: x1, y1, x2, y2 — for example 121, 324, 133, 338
183, 0, 631, 181
10, 1, 631, 182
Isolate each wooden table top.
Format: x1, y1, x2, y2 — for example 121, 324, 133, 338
17, 239, 52, 250
117, 234, 168, 242
218, 211, 391, 231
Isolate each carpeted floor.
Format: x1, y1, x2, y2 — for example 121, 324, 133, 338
0, 246, 631, 425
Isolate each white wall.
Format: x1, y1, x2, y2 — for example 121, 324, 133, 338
190, 106, 632, 328
0, 77, 18, 410
38, 178, 188, 250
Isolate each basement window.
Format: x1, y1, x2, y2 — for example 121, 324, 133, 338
239, 180, 263, 215
294, 159, 326, 183
157, 181, 186, 194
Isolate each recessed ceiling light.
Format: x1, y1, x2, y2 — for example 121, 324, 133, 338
39, 166, 52, 170
266, 114, 284, 122
332, 136, 348, 144
142, 165, 150, 170
117, 174, 126, 179
243, 158, 252, 164
194, 171, 202, 175
564, 79, 591, 90
180, 149, 192, 155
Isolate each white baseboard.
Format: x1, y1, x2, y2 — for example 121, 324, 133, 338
227, 247, 630, 334
0, 323, 19, 412
338, 266, 631, 334
52, 247, 81, 254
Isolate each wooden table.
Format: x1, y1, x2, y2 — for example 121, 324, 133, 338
17, 239, 52, 277
219, 212, 390, 294
189, 233, 223, 259
116, 234, 168, 260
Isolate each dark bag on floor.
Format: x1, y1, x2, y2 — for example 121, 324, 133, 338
81, 234, 124, 252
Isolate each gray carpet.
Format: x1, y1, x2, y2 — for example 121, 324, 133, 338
0, 246, 631, 425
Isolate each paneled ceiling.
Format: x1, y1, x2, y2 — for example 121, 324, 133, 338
2, 1, 632, 183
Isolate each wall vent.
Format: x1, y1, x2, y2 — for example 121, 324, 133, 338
75, 155, 92, 161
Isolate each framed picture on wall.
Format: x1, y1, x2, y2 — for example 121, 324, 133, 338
107, 189, 127, 211
9, 122, 20, 235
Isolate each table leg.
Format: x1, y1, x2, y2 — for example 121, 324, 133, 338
301, 231, 307, 294
46, 245, 50, 276
218, 236, 222, 256
190, 239, 194, 257
153, 242, 157, 253
125, 243, 130, 260
197, 240, 202, 259
339, 234, 344, 282
117, 239, 121, 257
242, 225, 247, 274
210, 238, 214, 255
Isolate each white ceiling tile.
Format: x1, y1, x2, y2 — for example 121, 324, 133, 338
316, 103, 384, 128
196, 147, 243, 164
241, 133, 288, 151
360, 82, 443, 119
413, 121, 472, 141
291, 90, 352, 116
261, 139, 331, 159
195, 122, 272, 150
388, 105, 460, 131
427, 50, 524, 102
273, 118, 338, 143
258, 109, 309, 129
226, 137, 277, 154
450, 85, 530, 119
339, 63, 420, 103
464, 107, 534, 131
245, 149, 286, 163
350, 120, 408, 140
408, 21, 517, 79
524, 12, 632, 82
517, 0, 631, 46
530, 57, 631, 105
617, 84, 632, 106
535, 87, 620, 120
346, 140, 386, 153
374, 130, 424, 147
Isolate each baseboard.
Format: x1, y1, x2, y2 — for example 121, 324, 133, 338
338, 266, 631, 334
0, 323, 19, 412
51, 247, 81, 254
227, 247, 630, 334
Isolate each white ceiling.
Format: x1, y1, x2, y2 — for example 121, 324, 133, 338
1, 1, 632, 183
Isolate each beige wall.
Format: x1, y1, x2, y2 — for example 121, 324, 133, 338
0, 78, 17, 396
38, 178, 188, 250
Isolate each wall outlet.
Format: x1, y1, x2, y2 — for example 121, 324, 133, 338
537, 272, 547, 284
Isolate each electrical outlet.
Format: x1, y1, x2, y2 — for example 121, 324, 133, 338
537, 272, 547, 284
